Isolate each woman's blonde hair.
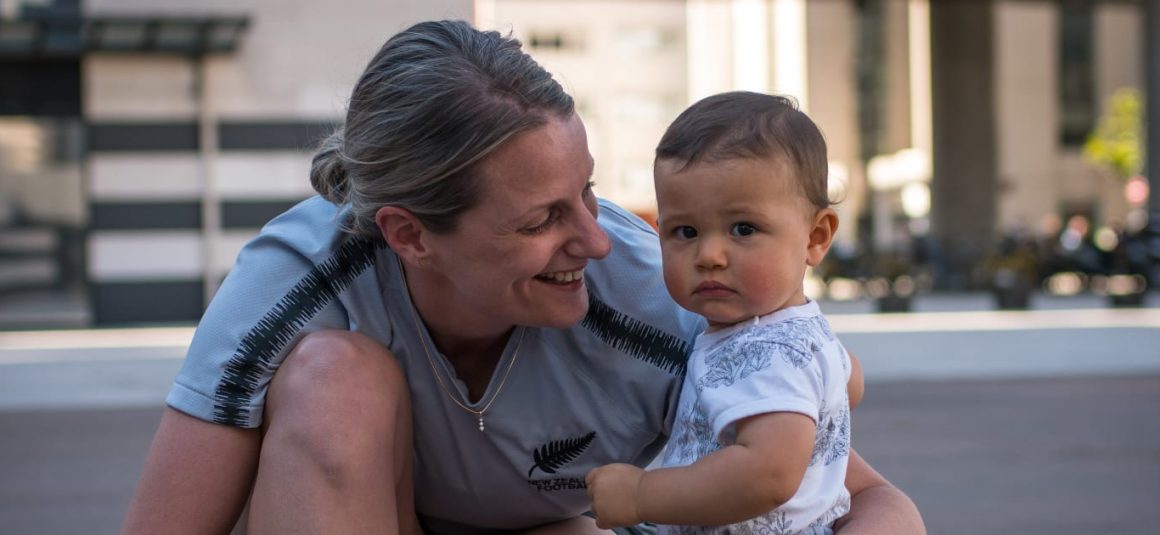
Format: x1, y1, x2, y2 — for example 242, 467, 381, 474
311, 20, 574, 237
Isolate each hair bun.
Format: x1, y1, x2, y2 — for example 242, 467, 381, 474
310, 130, 350, 204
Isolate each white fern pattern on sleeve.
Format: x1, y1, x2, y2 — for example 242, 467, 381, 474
696, 318, 832, 391
823, 406, 850, 466
697, 336, 776, 389
666, 399, 720, 466
809, 401, 851, 467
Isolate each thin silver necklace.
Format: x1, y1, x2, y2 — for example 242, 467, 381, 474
398, 258, 524, 432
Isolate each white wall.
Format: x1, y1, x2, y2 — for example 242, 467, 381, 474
488, 0, 687, 214
994, 0, 1058, 234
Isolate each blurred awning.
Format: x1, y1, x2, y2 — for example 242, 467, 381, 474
0, 15, 249, 58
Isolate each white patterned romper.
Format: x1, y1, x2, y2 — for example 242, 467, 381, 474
659, 300, 852, 535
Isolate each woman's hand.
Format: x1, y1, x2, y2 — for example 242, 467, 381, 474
585, 463, 645, 529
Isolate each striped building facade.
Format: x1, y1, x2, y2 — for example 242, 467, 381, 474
77, 0, 474, 324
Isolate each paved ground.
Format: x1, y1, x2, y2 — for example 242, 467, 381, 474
855, 376, 1160, 535
1, 295, 1158, 534
0, 408, 160, 535
2, 375, 1157, 534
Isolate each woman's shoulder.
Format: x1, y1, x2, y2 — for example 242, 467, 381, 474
594, 198, 662, 267
253, 196, 352, 260
251, 196, 338, 241
596, 198, 657, 238
586, 198, 704, 355
216, 196, 386, 315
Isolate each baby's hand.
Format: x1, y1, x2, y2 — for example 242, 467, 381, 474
585, 463, 645, 529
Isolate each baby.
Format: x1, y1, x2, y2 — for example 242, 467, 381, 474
587, 91, 863, 534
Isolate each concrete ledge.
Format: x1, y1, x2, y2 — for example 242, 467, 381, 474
2, 306, 1159, 411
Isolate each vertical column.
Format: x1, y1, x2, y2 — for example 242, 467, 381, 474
908, 0, 932, 158
929, 0, 998, 288
771, 0, 807, 108
805, 0, 860, 247
474, 0, 497, 29
686, 0, 735, 102
196, 55, 222, 306
1147, 0, 1160, 285
732, 0, 769, 93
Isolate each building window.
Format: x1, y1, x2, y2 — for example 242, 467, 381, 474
1059, 0, 1094, 146
528, 30, 582, 52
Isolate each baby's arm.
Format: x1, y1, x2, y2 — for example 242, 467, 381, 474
586, 411, 815, 529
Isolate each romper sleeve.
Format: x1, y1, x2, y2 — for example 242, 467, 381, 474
697, 333, 826, 445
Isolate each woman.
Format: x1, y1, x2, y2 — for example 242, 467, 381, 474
122, 20, 923, 535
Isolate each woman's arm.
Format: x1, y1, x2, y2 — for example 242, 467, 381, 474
121, 407, 261, 535
847, 350, 865, 410
834, 448, 926, 534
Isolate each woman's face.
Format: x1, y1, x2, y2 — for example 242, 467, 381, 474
424, 113, 611, 331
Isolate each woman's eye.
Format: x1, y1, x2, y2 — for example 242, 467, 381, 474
731, 223, 757, 236
674, 226, 697, 240
524, 210, 560, 234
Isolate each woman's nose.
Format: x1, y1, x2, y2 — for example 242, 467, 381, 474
565, 205, 611, 260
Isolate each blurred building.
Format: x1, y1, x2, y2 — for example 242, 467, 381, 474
484, 0, 1153, 290
0, 0, 1154, 325
481, 0, 689, 221
0, 0, 474, 325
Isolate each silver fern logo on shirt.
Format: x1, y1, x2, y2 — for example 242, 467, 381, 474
526, 431, 596, 492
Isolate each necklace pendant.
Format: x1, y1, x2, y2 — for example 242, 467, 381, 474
478, 415, 485, 432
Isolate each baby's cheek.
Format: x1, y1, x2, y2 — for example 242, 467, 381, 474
662, 264, 690, 308
744, 264, 789, 302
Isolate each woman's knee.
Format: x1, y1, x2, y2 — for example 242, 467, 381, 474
275, 330, 406, 400
264, 330, 411, 470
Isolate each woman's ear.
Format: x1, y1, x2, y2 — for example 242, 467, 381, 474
806, 208, 839, 267
375, 205, 431, 265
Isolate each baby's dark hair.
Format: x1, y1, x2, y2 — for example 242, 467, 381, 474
655, 91, 830, 209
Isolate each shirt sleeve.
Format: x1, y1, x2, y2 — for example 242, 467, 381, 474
698, 337, 825, 445
167, 199, 369, 428
588, 199, 706, 438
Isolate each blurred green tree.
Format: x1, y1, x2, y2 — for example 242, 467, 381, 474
1083, 88, 1144, 180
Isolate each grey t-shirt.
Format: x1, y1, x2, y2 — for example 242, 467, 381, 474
167, 196, 705, 532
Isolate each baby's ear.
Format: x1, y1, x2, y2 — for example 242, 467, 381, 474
806, 208, 838, 267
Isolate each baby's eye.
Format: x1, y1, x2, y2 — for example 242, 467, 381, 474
673, 226, 698, 240
731, 223, 757, 237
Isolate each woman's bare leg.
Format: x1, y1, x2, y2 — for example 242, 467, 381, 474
247, 331, 418, 534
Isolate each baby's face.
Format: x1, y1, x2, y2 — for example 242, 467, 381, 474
654, 157, 820, 332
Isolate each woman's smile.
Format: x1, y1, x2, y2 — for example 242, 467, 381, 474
535, 267, 587, 285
